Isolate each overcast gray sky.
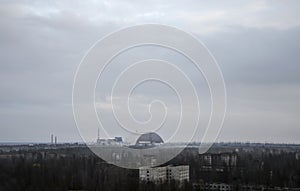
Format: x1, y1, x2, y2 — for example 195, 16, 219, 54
0, 0, 300, 143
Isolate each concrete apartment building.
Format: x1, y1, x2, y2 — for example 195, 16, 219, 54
139, 165, 189, 183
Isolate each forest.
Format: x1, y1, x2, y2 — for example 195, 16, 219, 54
0, 146, 299, 191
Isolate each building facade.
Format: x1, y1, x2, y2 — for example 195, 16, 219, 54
139, 165, 189, 183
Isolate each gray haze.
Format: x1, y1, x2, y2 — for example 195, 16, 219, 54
0, 0, 300, 143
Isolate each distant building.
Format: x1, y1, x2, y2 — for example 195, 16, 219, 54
167, 165, 190, 183
199, 153, 237, 170
139, 165, 189, 183
139, 166, 167, 183
135, 132, 164, 147
203, 154, 212, 166
96, 128, 123, 146
96, 137, 123, 146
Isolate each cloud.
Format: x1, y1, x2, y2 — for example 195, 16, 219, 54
0, 0, 299, 143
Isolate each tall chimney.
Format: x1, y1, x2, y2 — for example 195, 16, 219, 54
51, 134, 53, 145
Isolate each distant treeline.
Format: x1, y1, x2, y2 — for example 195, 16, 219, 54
0, 147, 299, 191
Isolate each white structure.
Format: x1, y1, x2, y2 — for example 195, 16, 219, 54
168, 165, 190, 182
139, 165, 189, 183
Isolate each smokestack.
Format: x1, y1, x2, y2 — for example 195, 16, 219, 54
51, 134, 53, 145
55, 136, 57, 145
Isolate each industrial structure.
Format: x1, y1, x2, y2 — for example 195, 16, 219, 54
135, 132, 164, 148
96, 128, 123, 146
